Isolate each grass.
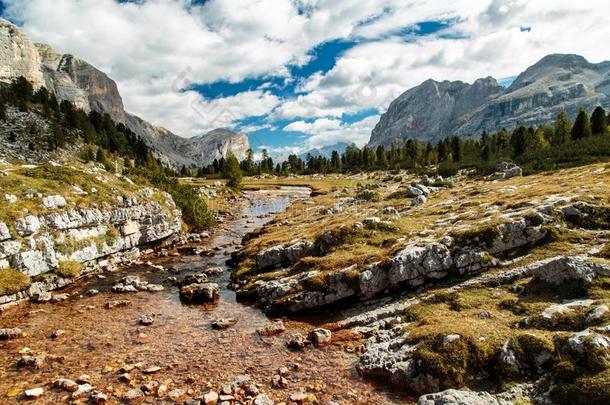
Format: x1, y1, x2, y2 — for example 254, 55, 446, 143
234, 163, 610, 297
55, 261, 83, 279
0, 268, 31, 295
0, 162, 143, 224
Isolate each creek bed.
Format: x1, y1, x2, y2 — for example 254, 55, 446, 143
0, 189, 410, 404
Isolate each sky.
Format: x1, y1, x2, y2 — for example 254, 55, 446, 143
2, 0, 610, 159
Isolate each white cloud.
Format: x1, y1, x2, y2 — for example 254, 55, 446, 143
4, 0, 610, 143
284, 115, 380, 150
276, 0, 610, 120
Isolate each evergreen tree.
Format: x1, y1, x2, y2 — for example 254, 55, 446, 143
450, 136, 462, 162
0, 100, 6, 120
510, 126, 528, 157
571, 108, 592, 140
224, 153, 243, 190
96, 148, 106, 164
553, 111, 572, 146
52, 122, 65, 149
591, 106, 608, 135
482, 144, 491, 162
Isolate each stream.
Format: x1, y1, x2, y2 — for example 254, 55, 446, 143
0, 189, 408, 404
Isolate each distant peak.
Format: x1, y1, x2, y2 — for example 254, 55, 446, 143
533, 54, 590, 69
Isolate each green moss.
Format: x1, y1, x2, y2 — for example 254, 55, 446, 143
551, 368, 610, 405
411, 333, 495, 387
55, 261, 82, 279
509, 333, 555, 371
355, 189, 381, 202
0, 268, 31, 295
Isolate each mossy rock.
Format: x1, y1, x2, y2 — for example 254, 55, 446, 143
411, 333, 495, 388
551, 368, 610, 405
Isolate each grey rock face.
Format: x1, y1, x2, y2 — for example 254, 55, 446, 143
530, 256, 610, 285
0, 19, 45, 88
370, 54, 610, 147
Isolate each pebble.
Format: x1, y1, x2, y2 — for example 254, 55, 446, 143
24, 387, 44, 398
71, 384, 93, 399
256, 321, 286, 337
0, 327, 23, 340
139, 315, 155, 325
54, 378, 79, 392
168, 388, 187, 402
211, 318, 238, 330
144, 366, 162, 374
90, 390, 108, 403
18, 355, 44, 369
106, 300, 132, 309
123, 388, 145, 402
203, 391, 219, 404
50, 329, 65, 338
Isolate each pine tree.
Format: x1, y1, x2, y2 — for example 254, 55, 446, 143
591, 106, 608, 135
571, 108, 592, 140
0, 100, 6, 120
224, 153, 243, 190
553, 111, 571, 146
510, 126, 528, 157
52, 122, 65, 149
96, 148, 106, 164
482, 144, 491, 162
450, 136, 462, 162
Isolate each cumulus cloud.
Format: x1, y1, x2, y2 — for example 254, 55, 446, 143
284, 115, 380, 150
3, 0, 610, 146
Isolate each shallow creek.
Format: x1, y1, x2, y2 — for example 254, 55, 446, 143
0, 189, 409, 404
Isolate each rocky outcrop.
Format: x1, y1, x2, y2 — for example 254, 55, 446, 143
240, 215, 550, 313
0, 189, 181, 305
369, 54, 610, 146
0, 18, 250, 169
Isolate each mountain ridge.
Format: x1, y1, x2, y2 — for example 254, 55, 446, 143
0, 18, 249, 168
369, 53, 610, 147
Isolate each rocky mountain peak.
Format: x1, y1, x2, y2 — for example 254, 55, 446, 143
369, 53, 610, 147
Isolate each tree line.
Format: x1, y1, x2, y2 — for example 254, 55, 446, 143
0, 77, 214, 229
183, 105, 610, 180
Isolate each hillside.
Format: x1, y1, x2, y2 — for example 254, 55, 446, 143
370, 54, 610, 147
0, 18, 249, 169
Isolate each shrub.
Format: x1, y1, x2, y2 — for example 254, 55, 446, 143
55, 261, 83, 279
438, 161, 458, 178
0, 268, 31, 295
355, 189, 381, 202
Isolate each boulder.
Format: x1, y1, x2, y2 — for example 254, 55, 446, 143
407, 186, 424, 197
179, 283, 220, 304
412, 195, 428, 206
530, 256, 610, 285
256, 245, 286, 270
15, 215, 41, 236
42, 195, 67, 209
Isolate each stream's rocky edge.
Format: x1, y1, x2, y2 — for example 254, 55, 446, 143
0, 188, 182, 305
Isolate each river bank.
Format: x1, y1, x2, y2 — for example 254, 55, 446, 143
0, 188, 409, 404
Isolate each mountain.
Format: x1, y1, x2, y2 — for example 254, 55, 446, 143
369, 54, 610, 147
0, 18, 248, 168
300, 142, 350, 159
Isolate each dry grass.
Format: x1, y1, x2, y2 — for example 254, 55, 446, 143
0, 268, 31, 295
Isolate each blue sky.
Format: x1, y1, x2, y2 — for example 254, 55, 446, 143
2, 0, 608, 158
